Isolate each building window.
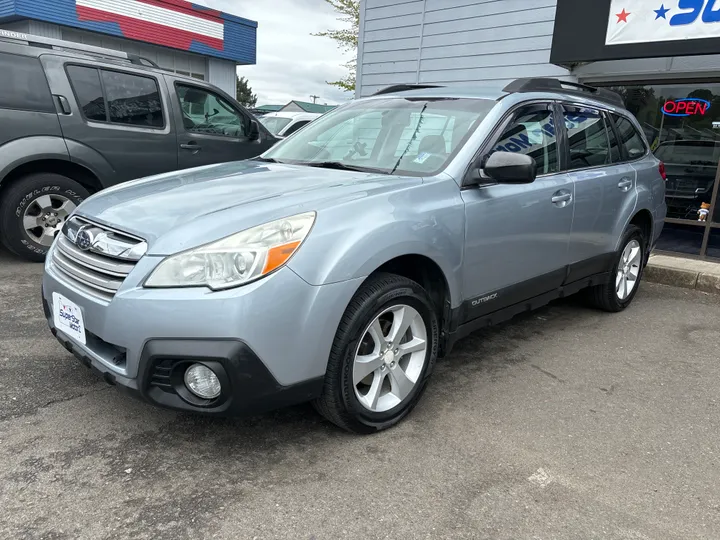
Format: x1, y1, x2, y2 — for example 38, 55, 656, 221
605, 82, 720, 258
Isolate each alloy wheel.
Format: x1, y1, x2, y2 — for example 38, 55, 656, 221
22, 194, 76, 247
616, 239, 642, 301
352, 304, 428, 413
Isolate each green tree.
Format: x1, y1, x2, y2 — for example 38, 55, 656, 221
236, 76, 258, 107
313, 0, 359, 92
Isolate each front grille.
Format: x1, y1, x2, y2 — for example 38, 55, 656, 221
51, 218, 146, 301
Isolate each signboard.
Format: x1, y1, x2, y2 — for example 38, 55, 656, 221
662, 98, 711, 116
551, 0, 720, 65
607, 0, 720, 45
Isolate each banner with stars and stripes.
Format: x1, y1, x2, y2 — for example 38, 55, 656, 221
607, 0, 720, 45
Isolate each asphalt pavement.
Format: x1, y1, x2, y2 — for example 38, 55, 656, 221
1, 247, 720, 540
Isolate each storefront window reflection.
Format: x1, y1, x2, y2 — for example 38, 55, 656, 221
606, 83, 720, 259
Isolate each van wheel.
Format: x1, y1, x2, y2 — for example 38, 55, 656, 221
0, 173, 89, 262
313, 273, 439, 434
587, 225, 646, 312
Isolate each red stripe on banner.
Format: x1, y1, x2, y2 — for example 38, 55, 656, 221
77, 5, 223, 51
135, 0, 223, 22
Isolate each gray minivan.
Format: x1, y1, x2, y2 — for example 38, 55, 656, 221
0, 29, 276, 261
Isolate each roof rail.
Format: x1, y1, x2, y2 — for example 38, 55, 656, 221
0, 28, 159, 68
503, 78, 624, 108
373, 84, 444, 96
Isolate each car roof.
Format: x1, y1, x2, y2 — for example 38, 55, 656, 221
360, 80, 630, 115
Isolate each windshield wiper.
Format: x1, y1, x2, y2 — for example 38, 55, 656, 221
254, 157, 282, 163
304, 161, 384, 173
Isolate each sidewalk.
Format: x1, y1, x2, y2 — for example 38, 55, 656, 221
645, 254, 720, 295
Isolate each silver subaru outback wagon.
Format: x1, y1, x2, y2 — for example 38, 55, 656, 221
42, 78, 666, 434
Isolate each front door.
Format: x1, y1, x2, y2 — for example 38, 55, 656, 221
562, 105, 637, 277
461, 103, 574, 321
173, 82, 272, 170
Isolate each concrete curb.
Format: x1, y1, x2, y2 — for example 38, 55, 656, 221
645, 256, 720, 295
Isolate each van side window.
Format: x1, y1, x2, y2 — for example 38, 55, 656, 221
494, 106, 559, 175
67, 66, 164, 128
562, 107, 611, 169
283, 120, 311, 136
611, 114, 647, 160
0, 52, 54, 113
100, 70, 164, 128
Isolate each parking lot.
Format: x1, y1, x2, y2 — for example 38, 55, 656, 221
1, 248, 719, 540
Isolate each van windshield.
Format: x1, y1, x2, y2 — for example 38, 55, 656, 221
261, 97, 496, 176
260, 116, 293, 135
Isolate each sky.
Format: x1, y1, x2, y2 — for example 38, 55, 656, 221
194, 0, 354, 107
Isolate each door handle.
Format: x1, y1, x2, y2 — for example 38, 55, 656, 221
53, 94, 71, 115
551, 193, 572, 204
618, 177, 633, 191
180, 142, 202, 151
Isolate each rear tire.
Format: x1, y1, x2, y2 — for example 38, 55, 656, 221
313, 273, 439, 434
0, 173, 89, 262
587, 225, 646, 313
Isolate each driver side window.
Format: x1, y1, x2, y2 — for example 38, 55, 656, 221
176, 85, 246, 138
494, 105, 559, 175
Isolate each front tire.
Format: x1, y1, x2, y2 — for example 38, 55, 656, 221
313, 273, 439, 434
587, 224, 646, 312
0, 173, 89, 262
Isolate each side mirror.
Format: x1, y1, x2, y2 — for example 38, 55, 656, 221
248, 119, 260, 141
482, 151, 537, 184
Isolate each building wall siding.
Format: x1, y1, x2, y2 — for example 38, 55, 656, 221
357, 0, 572, 97
207, 57, 236, 96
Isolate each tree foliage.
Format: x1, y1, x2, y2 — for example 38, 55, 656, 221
236, 76, 258, 107
313, 0, 360, 92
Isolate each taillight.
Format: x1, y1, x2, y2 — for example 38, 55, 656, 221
659, 161, 667, 181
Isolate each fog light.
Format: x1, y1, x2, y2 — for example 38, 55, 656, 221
184, 364, 222, 400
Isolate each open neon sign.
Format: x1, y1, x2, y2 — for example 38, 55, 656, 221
662, 98, 711, 117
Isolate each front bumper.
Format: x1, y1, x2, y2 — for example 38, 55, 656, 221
42, 250, 363, 415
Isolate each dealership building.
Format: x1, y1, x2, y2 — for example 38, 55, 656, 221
0, 0, 256, 96
357, 0, 720, 259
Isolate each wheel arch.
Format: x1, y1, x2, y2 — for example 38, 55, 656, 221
0, 159, 103, 194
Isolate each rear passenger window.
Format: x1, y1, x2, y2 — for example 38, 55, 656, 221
612, 114, 647, 160
67, 66, 164, 127
0, 52, 54, 113
494, 106, 559, 175
67, 66, 106, 122
100, 71, 163, 128
563, 108, 611, 169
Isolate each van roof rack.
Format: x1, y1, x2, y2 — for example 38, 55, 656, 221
503, 78, 624, 108
0, 28, 159, 68
373, 84, 444, 96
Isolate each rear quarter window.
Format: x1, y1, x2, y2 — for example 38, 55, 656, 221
611, 114, 647, 160
0, 52, 54, 113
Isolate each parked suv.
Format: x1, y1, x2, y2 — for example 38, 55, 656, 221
42, 78, 666, 433
0, 29, 276, 261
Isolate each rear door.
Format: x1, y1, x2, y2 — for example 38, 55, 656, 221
47, 58, 178, 186
562, 105, 637, 281
172, 79, 274, 169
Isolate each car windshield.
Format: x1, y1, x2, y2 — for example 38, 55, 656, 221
261, 97, 497, 176
260, 116, 293, 135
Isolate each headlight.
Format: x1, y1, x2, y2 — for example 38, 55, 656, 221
145, 212, 315, 290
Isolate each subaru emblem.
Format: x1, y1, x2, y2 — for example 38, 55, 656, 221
75, 226, 94, 251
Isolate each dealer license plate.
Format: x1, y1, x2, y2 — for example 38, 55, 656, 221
52, 292, 86, 345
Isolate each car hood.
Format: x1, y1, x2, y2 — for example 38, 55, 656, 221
75, 160, 422, 255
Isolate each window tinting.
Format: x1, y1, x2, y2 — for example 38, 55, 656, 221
612, 114, 647, 160
67, 66, 107, 122
0, 52, 54, 113
563, 108, 611, 169
101, 71, 163, 127
494, 107, 559, 175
